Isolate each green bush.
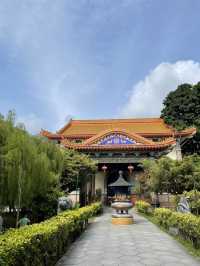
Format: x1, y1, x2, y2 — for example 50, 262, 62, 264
30, 188, 63, 223
154, 208, 173, 228
0, 202, 102, 266
154, 207, 200, 248
135, 200, 151, 214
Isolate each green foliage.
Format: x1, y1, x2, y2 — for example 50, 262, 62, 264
61, 149, 97, 192
135, 200, 151, 214
161, 83, 194, 129
143, 155, 200, 194
0, 110, 98, 224
133, 164, 151, 197
0, 111, 63, 224
154, 208, 173, 227
30, 188, 64, 223
0, 202, 102, 266
154, 208, 200, 248
161, 82, 200, 154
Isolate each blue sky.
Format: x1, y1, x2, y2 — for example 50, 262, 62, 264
1, 0, 200, 133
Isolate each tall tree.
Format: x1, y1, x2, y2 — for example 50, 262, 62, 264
161, 82, 200, 154
60, 149, 97, 193
0, 110, 98, 223
0, 111, 64, 224
143, 155, 200, 194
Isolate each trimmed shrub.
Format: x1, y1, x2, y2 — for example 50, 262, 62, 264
0, 202, 102, 266
154, 207, 200, 248
136, 201, 200, 249
135, 200, 151, 214
154, 208, 173, 228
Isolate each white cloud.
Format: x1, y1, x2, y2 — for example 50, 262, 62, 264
2, 1, 126, 132
121, 60, 200, 117
0, 1, 101, 131
17, 113, 43, 134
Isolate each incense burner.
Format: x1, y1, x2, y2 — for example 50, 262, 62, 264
111, 200, 133, 225
111, 200, 133, 213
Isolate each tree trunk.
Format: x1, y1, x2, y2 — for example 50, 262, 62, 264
16, 166, 22, 228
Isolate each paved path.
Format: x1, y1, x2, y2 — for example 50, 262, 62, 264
56, 209, 200, 266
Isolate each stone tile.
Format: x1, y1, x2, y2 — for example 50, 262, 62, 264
56, 209, 200, 266
119, 263, 143, 266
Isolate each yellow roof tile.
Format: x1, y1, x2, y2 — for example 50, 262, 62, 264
58, 118, 173, 136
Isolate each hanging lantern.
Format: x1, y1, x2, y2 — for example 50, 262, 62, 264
128, 164, 134, 173
102, 165, 107, 172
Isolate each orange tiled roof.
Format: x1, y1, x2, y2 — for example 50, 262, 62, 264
57, 118, 196, 137
40, 130, 64, 140
40, 118, 196, 153
42, 119, 197, 153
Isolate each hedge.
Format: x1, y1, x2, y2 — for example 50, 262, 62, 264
0, 202, 102, 266
135, 200, 151, 214
154, 208, 200, 248
135, 200, 200, 249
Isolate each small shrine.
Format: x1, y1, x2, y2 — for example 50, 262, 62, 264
108, 170, 132, 199
109, 171, 133, 225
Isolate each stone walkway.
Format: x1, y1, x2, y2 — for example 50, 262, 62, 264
56, 209, 200, 266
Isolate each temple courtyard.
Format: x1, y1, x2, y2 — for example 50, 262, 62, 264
56, 209, 200, 266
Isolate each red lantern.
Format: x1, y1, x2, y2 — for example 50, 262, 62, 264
128, 164, 134, 173
102, 165, 107, 172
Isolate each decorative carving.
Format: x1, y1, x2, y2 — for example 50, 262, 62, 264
98, 134, 137, 145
